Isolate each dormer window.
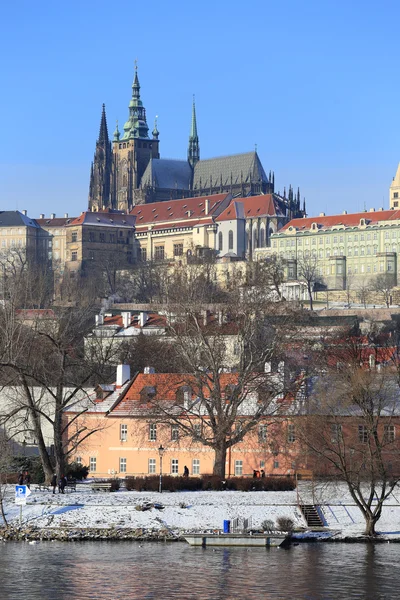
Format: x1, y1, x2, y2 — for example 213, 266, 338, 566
141, 386, 156, 403
360, 218, 365, 226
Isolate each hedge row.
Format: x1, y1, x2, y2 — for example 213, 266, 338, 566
124, 475, 295, 492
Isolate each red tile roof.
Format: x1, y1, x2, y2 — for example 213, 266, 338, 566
68, 212, 136, 227
103, 312, 167, 329
217, 195, 277, 221
131, 194, 230, 227
281, 209, 400, 232
111, 372, 238, 415
36, 218, 75, 227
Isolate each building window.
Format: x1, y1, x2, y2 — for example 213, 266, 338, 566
273, 460, 279, 469
120, 424, 127, 442
71, 251, 78, 261
171, 459, 179, 474
228, 230, 234, 250
148, 458, 156, 474
149, 423, 157, 441
218, 232, 223, 251
287, 424, 296, 443
119, 458, 127, 473
75, 456, 82, 464
192, 459, 200, 475
89, 232, 95, 242
110, 234, 115, 243
154, 246, 165, 260
100, 233, 105, 243
171, 425, 179, 441
258, 424, 267, 442
395, 192, 399, 199
260, 460, 265, 469
140, 247, 147, 261
71, 231, 78, 242
234, 460, 243, 476
89, 457, 97, 472
193, 423, 202, 439
384, 425, 395, 443
348, 248, 352, 256
358, 425, 368, 443
394, 202, 399, 207
173, 243, 183, 257
331, 424, 342, 442
259, 228, 265, 248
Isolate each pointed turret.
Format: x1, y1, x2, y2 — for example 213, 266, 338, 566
98, 104, 109, 144
188, 96, 200, 168
113, 120, 120, 142
88, 104, 112, 211
152, 116, 159, 139
122, 64, 149, 140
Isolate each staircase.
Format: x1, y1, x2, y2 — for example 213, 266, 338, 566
300, 504, 325, 527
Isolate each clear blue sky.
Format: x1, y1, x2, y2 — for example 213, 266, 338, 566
0, 0, 398, 218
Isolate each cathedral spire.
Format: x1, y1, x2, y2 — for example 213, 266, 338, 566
188, 96, 200, 168
88, 104, 112, 211
122, 62, 149, 140
98, 104, 109, 144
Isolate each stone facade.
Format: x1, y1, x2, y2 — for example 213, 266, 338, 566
257, 208, 400, 290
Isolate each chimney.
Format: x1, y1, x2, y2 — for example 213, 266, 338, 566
64, 213, 68, 218
116, 364, 131, 387
39, 213, 45, 219
50, 213, 55, 219
319, 212, 325, 217
95, 314, 104, 326
369, 354, 376, 369
369, 208, 375, 212
378, 207, 384, 211
121, 312, 131, 328
202, 309, 208, 326
139, 311, 148, 327
22, 210, 27, 216
144, 366, 155, 374
342, 210, 347, 215
264, 361, 272, 373
205, 199, 210, 215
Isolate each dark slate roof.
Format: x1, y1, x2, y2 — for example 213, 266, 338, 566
140, 158, 192, 190
0, 211, 40, 228
193, 151, 268, 189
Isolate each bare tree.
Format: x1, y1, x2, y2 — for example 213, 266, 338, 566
356, 280, 372, 309
146, 285, 299, 478
372, 273, 395, 308
0, 305, 116, 482
245, 256, 286, 300
298, 331, 400, 536
0, 433, 12, 526
296, 254, 323, 311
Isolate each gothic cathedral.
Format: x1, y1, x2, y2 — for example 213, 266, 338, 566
88, 67, 304, 219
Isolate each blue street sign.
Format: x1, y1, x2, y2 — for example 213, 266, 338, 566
15, 485, 31, 505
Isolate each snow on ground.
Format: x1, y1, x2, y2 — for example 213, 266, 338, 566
3, 481, 400, 538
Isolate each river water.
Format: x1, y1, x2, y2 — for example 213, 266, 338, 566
0, 541, 398, 600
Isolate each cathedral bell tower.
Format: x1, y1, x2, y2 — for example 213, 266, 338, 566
88, 104, 112, 211
111, 65, 160, 211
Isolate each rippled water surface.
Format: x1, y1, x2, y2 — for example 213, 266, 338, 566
0, 541, 399, 599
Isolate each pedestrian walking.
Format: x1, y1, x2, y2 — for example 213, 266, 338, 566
183, 465, 189, 477
24, 471, 31, 489
18, 472, 24, 486
59, 475, 67, 494
51, 474, 57, 494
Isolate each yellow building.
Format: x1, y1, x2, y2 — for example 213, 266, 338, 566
256, 208, 400, 290
390, 164, 400, 209
131, 193, 232, 261
65, 211, 137, 273
36, 213, 74, 276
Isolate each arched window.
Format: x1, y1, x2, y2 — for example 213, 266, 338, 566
253, 229, 258, 249
260, 228, 265, 247
228, 230, 234, 250
218, 231, 223, 251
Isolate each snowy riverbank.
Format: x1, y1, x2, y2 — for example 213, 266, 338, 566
2, 481, 400, 541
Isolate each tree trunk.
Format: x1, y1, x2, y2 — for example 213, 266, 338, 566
364, 513, 378, 537
308, 284, 313, 311
213, 443, 227, 479
54, 405, 66, 479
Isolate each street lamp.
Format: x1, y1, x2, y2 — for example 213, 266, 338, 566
158, 445, 165, 493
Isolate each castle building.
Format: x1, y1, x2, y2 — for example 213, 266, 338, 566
259, 208, 400, 290
390, 163, 400, 209
88, 67, 305, 219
